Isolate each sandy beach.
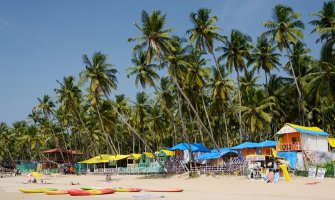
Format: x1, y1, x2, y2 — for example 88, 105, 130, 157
0, 173, 334, 200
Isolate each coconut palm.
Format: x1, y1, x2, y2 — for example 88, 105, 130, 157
127, 51, 160, 90
165, 37, 220, 149
240, 89, 275, 139
186, 8, 222, 67
132, 92, 151, 151
55, 76, 82, 115
250, 36, 281, 84
262, 4, 305, 111
240, 69, 261, 94
128, 10, 173, 64
79, 52, 118, 154
310, 1, 335, 44
208, 66, 235, 146
302, 47, 335, 103
216, 29, 252, 143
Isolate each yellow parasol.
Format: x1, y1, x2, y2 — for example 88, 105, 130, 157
30, 172, 43, 179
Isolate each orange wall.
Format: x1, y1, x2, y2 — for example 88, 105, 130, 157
261, 147, 272, 155
278, 132, 301, 144
242, 148, 257, 157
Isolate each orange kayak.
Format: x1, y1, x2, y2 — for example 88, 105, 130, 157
143, 188, 183, 192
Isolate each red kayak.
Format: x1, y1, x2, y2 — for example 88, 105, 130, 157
68, 188, 115, 196
142, 188, 183, 192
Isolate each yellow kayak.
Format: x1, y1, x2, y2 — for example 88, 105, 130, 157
45, 190, 69, 195
19, 188, 58, 193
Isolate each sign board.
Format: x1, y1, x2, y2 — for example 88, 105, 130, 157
316, 168, 326, 179
245, 155, 265, 161
308, 167, 316, 178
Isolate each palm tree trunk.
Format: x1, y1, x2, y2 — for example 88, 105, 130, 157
194, 104, 204, 144
45, 115, 66, 163
176, 90, 195, 170
285, 47, 310, 125
201, 95, 214, 142
95, 106, 118, 154
70, 104, 99, 155
223, 112, 230, 147
103, 94, 165, 169
236, 70, 243, 143
170, 75, 220, 150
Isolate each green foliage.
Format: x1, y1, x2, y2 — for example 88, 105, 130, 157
1, 3, 335, 165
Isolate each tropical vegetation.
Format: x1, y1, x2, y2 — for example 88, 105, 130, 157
1, 2, 335, 165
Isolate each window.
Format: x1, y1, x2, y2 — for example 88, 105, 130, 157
292, 137, 299, 143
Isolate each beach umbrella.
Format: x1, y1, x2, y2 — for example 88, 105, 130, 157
28, 172, 42, 179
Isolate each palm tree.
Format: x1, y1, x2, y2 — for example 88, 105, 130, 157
185, 50, 213, 143
0, 122, 16, 166
186, 8, 222, 67
240, 69, 261, 94
17, 125, 45, 161
128, 10, 173, 64
165, 37, 220, 149
262, 4, 305, 117
302, 47, 335, 103
208, 66, 234, 146
216, 29, 252, 143
132, 92, 151, 152
240, 89, 275, 140
310, 1, 335, 45
55, 76, 82, 115
36, 95, 67, 162
250, 36, 281, 84
79, 52, 118, 154
127, 51, 160, 90
209, 66, 234, 101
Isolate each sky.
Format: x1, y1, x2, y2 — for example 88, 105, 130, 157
0, 0, 324, 124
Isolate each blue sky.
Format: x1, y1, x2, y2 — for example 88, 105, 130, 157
0, 0, 324, 124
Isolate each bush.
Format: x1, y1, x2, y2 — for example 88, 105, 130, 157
297, 161, 335, 178
189, 171, 200, 178
316, 161, 335, 177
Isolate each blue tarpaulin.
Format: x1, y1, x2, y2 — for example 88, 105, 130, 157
231, 142, 259, 149
168, 143, 210, 152
255, 140, 277, 148
195, 152, 222, 160
211, 148, 238, 154
277, 151, 297, 169
196, 148, 238, 160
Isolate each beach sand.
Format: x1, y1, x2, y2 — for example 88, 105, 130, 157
0, 173, 334, 200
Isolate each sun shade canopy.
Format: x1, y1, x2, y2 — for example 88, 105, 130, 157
256, 140, 277, 147
196, 148, 238, 160
231, 142, 258, 149
168, 143, 210, 152
276, 123, 329, 136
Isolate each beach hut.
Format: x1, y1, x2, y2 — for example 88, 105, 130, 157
40, 148, 82, 173
275, 123, 330, 170
231, 142, 258, 157
127, 153, 141, 168
196, 148, 238, 166
41, 148, 83, 164
255, 140, 277, 155
276, 123, 329, 152
155, 150, 175, 163
168, 143, 210, 163
139, 152, 154, 167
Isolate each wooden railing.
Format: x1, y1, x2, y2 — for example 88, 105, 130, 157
276, 142, 302, 151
